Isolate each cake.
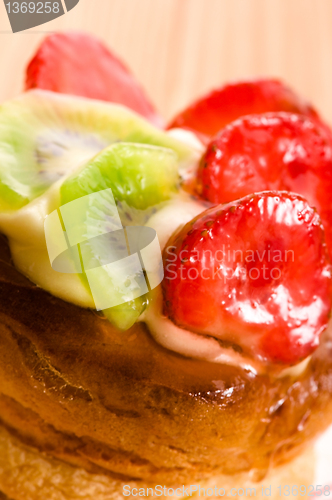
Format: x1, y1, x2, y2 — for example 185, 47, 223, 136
0, 32, 331, 500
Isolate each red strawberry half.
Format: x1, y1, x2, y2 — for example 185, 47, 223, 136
168, 79, 320, 138
26, 32, 163, 127
196, 112, 332, 260
163, 192, 332, 365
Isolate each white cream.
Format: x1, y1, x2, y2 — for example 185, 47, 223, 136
143, 192, 205, 250
143, 285, 311, 377
142, 287, 262, 374
166, 128, 205, 157
166, 128, 205, 181
0, 179, 95, 309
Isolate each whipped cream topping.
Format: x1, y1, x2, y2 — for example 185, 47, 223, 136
143, 287, 262, 374
166, 128, 205, 181
0, 179, 95, 308
166, 128, 205, 157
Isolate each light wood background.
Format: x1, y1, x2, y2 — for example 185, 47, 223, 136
0, 0, 332, 124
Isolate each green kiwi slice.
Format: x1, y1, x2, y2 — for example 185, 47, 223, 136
57, 142, 178, 329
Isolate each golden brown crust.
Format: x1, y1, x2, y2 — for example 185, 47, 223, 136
0, 233, 331, 484
0, 423, 315, 500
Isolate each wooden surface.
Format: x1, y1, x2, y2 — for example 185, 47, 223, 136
0, 0, 332, 123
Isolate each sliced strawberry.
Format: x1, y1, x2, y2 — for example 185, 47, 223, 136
163, 192, 332, 365
196, 112, 332, 261
168, 79, 320, 137
26, 32, 163, 127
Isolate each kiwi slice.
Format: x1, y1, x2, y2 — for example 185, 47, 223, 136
0, 90, 194, 211
56, 142, 178, 329
61, 142, 179, 208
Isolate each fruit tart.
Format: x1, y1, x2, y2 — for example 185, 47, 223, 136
0, 33, 332, 500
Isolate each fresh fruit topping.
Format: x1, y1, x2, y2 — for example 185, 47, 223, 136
162, 192, 332, 365
58, 142, 178, 330
26, 32, 163, 127
196, 112, 332, 260
168, 79, 320, 137
0, 90, 192, 212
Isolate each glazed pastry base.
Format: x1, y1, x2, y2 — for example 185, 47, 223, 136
0, 424, 315, 500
